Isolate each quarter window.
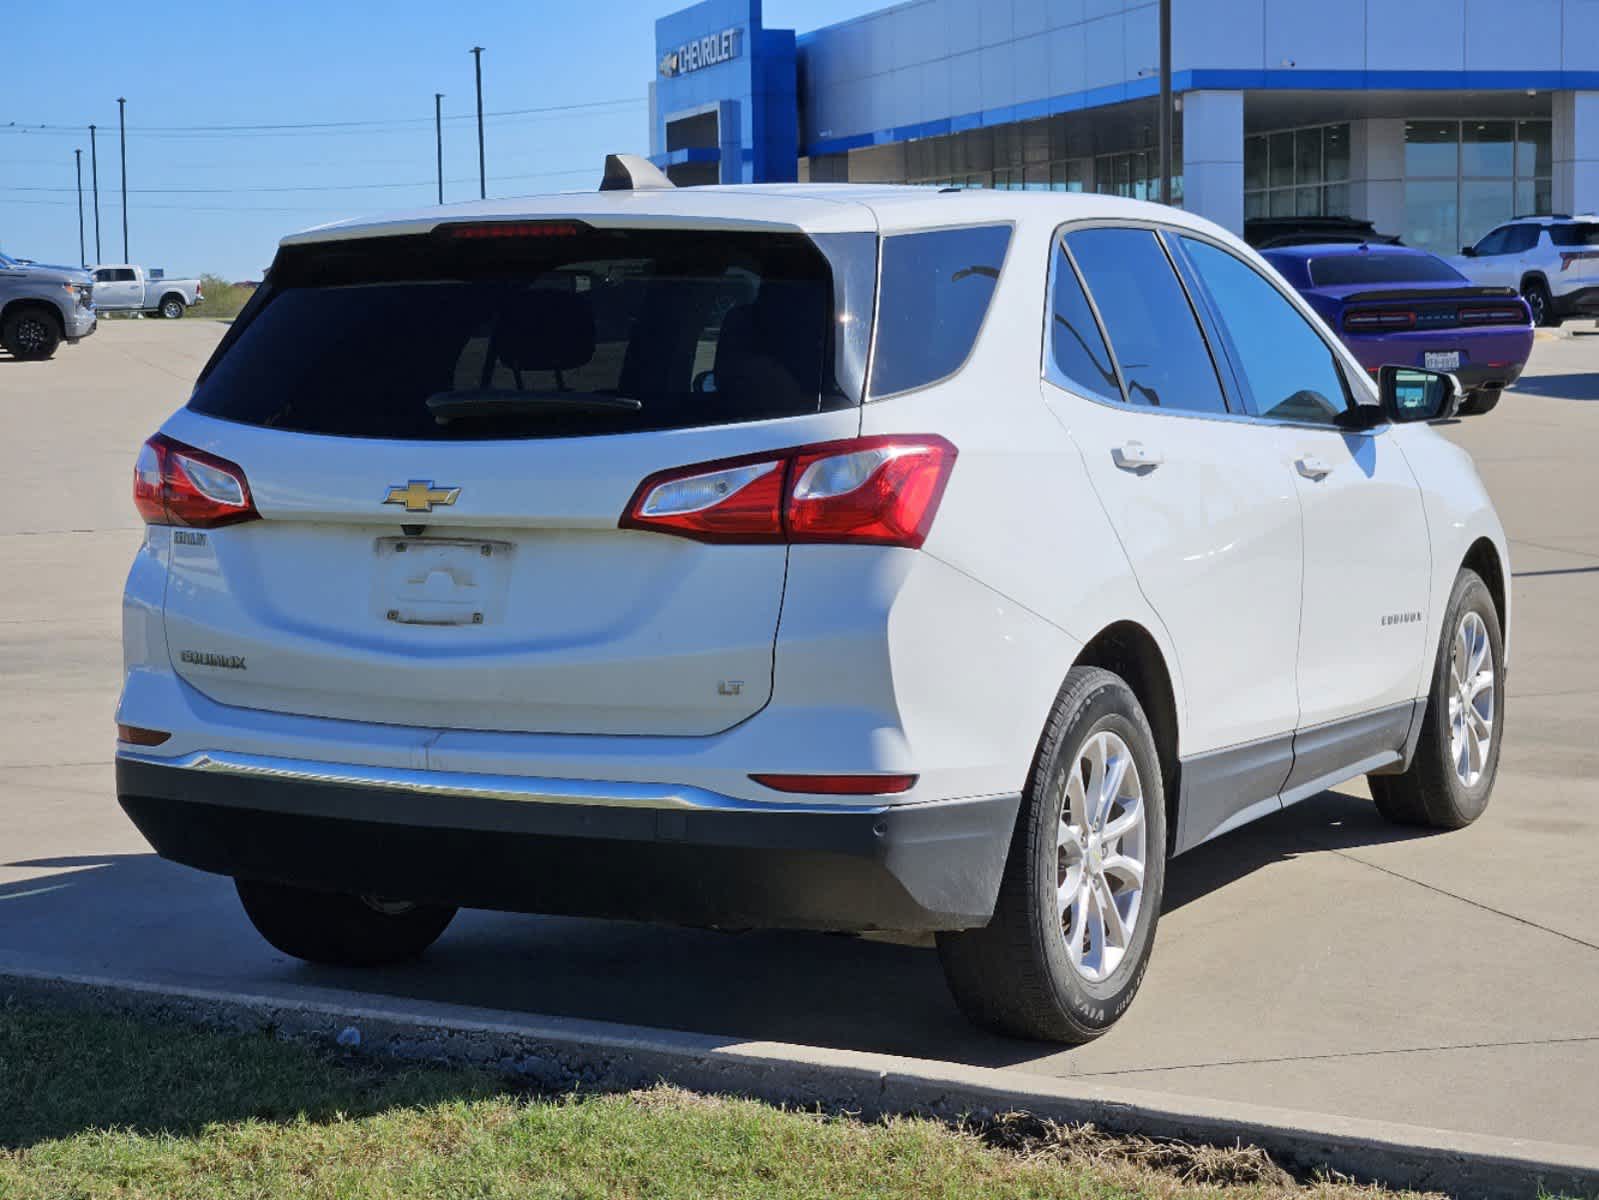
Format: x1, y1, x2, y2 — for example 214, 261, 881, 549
1179, 237, 1350, 426
1065, 227, 1227, 415
1046, 242, 1120, 404
868, 225, 1011, 398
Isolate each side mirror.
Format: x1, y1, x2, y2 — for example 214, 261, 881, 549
1379, 365, 1461, 423
1460, 245, 1477, 257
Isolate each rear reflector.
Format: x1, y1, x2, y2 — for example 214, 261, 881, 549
117, 724, 170, 747
750, 773, 918, 795
133, 433, 259, 529
621, 435, 957, 548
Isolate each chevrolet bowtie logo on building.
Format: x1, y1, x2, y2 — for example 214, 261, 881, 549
383, 480, 461, 513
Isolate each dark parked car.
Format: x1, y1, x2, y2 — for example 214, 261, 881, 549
1263, 243, 1532, 416
1244, 216, 1402, 250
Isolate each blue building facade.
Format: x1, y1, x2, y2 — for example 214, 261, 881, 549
650, 0, 1599, 251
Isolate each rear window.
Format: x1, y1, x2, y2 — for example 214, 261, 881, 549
1549, 223, 1599, 247
1308, 254, 1464, 286
868, 224, 1011, 397
190, 226, 857, 441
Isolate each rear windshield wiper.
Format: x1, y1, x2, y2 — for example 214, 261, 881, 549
424, 389, 643, 423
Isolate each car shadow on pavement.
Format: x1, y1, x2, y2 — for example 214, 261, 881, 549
0, 789, 1440, 1073
1509, 372, 1599, 401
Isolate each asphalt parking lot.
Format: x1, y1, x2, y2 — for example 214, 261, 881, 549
3, 319, 1597, 1152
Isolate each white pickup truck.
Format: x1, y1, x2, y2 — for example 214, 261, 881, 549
90, 264, 203, 319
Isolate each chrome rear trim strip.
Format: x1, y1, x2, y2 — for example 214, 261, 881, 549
116, 748, 895, 816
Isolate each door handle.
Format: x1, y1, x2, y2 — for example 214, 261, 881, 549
1112, 442, 1163, 471
1295, 455, 1333, 480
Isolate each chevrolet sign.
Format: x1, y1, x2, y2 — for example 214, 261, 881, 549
659, 26, 743, 77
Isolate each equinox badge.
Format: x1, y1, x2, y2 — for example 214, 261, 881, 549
384, 480, 461, 513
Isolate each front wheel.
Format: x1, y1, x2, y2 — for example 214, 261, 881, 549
938, 666, 1166, 1043
1369, 568, 1504, 829
2, 307, 62, 360
1522, 279, 1561, 328
159, 296, 186, 320
235, 878, 456, 966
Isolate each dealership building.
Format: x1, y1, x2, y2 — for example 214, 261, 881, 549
648, 0, 1599, 251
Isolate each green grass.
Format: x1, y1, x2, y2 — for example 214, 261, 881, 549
190, 273, 253, 320
0, 1004, 1435, 1200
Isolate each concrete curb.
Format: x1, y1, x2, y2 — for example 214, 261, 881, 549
4, 965, 1595, 1200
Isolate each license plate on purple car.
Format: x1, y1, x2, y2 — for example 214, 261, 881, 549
1424, 351, 1461, 371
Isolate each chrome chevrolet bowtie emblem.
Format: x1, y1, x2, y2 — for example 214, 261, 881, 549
383, 480, 460, 513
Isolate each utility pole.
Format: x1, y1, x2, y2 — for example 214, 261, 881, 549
470, 46, 486, 199
89, 125, 101, 263
435, 92, 445, 205
75, 149, 86, 266
117, 97, 129, 260
1157, 0, 1172, 205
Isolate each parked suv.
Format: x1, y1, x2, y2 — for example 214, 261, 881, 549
1452, 214, 1599, 326
116, 177, 1510, 1043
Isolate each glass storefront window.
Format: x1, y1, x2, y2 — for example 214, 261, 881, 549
1244, 123, 1353, 221
1323, 124, 1351, 182
1268, 131, 1294, 189
1405, 121, 1459, 177
1404, 179, 1459, 252
1515, 177, 1552, 217
1296, 187, 1322, 216
1294, 129, 1321, 186
1244, 135, 1268, 191
1516, 122, 1552, 181
1461, 179, 1515, 248
1462, 121, 1514, 177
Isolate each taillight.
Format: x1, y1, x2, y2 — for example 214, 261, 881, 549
620, 435, 957, 549
1343, 309, 1415, 332
133, 433, 259, 529
1458, 306, 1528, 326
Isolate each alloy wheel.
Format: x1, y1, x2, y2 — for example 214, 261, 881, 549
1055, 730, 1147, 983
15, 317, 47, 354
1448, 610, 1495, 788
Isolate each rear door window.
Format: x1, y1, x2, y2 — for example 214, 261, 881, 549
868, 224, 1011, 397
190, 226, 850, 441
1046, 241, 1121, 403
1065, 227, 1229, 415
1550, 223, 1599, 247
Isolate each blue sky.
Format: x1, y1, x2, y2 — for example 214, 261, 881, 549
1, 1, 876, 280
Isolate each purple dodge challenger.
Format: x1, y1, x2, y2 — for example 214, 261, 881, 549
1263, 242, 1533, 416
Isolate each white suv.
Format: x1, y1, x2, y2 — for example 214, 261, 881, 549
1453, 214, 1599, 326
116, 175, 1510, 1042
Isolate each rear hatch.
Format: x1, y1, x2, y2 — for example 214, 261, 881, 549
157, 218, 875, 736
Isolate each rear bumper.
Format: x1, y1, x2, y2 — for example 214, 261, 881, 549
115, 752, 1019, 933
1553, 286, 1599, 318
1342, 328, 1532, 391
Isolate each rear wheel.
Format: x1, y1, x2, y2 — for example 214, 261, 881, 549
235, 878, 456, 966
2, 306, 62, 360
159, 295, 185, 319
937, 667, 1166, 1043
1457, 387, 1501, 416
1369, 569, 1504, 829
1522, 279, 1560, 328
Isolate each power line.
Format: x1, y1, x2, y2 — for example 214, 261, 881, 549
0, 164, 602, 196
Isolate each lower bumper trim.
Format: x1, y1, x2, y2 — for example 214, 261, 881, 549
116, 757, 1019, 933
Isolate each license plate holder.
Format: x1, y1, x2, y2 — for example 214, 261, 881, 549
1424, 350, 1462, 371
371, 538, 513, 626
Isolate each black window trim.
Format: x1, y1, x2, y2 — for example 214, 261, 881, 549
1041, 217, 1376, 433
866, 219, 1017, 402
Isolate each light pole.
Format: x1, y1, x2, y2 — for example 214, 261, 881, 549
89, 124, 101, 263
435, 92, 445, 205
470, 46, 486, 199
75, 149, 86, 266
117, 97, 129, 260
1157, 0, 1172, 205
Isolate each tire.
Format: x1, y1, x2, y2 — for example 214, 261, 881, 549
1369, 569, 1504, 829
2, 306, 63, 360
159, 295, 185, 320
235, 878, 456, 966
1522, 278, 1561, 328
937, 666, 1167, 1043
1457, 387, 1501, 416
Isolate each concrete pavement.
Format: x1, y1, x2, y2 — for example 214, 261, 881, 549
3, 320, 1597, 1153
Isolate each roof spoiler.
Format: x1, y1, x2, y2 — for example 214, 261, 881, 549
600, 154, 675, 192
